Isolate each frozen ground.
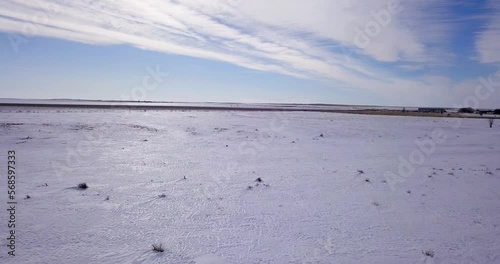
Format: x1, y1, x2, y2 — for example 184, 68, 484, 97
0, 108, 499, 264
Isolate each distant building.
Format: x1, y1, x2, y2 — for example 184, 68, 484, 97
476, 109, 494, 115
418, 107, 446, 114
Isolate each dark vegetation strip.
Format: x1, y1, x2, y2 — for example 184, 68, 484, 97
0, 103, 498, 119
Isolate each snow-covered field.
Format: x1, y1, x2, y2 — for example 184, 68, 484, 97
0, 108, 499, 264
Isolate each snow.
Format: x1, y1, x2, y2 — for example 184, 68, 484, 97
0, 107, 499, 264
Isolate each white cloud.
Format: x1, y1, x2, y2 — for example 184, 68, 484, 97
0, 0, 498, 106
398, 64, 424, 71
476, 0, 500, 63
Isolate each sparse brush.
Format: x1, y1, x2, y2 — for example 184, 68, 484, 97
78, 183, 88, 189
422, 250, 435, 257
247, 186, 253, 190
255, 177, 262, 182
407, 190, 411, 194
319, 133, 324, 137
372, 201, 380, 206
381, 180, 387, 183
104, 196, 110, 201
357, 170, 364, 174
152, 243, 164, 253
25, 195, 31, 199
365, 178, 370, 183
158, 194, 166, 198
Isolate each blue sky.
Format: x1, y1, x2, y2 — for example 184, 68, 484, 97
0, 0, 499, 107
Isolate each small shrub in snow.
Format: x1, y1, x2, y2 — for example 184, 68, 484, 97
247, 186, 253, 190
357, 170, 364, 174
407, 190, 411, 194
371, 201, 380, 207
152, 243, 164, 253
78, 183, 88, 189
319, 133, 324, 137
158, 194, 166, 198
25, 195, 31, 199
105, 196, 110, 201
255, 177, 262, 182
364, 178, 370, 183
422, 250, 435, 257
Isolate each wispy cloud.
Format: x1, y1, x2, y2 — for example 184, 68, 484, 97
0, 0, 498, 106
476, 0, 500, 63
